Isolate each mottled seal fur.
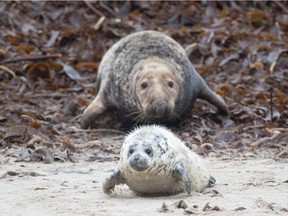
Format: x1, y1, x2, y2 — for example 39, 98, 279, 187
103, 125, 215, 196
82, 30, 227, 128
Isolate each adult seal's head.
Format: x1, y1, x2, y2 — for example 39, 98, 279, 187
134, 58, 182, 120
81, 30, 228, 128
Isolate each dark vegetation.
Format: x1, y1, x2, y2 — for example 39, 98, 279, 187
0, 1, 287, 163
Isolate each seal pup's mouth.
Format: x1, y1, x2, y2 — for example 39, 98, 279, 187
129, 154, 149, 172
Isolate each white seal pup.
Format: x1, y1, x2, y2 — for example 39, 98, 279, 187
103, 125, 215, 196
81, 30, 227, 128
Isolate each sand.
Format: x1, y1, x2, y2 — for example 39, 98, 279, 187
1, 155, 287, 216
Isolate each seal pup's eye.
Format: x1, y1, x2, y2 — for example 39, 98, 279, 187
141, 82, 148, 90
128, 149, 134, 156
167, 81, 174, 88
145, 148, 152, 156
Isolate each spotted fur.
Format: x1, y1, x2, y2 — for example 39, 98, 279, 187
103, 125, 215, 196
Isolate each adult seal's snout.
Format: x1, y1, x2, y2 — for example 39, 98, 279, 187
129, 154, 149, 172
147, 99, 171, 118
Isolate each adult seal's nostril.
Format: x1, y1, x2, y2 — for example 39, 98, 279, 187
152, 99, 167, 110
150, 99, 170, 118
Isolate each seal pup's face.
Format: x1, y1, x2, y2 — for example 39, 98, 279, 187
135, 61, 182, 121
122, 125, 171, 173
126, 141, 154, 172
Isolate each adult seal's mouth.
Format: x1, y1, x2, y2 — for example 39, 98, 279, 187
145, 99, 172, 119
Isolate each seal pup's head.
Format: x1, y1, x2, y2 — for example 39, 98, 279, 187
125, 139, 154, 172
134, 58, 182, 122
120, 125, 173, 173
121, 126, 156, 172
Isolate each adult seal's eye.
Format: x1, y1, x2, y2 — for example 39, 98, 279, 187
141, 82, 148, 90
167, 81, 174, 88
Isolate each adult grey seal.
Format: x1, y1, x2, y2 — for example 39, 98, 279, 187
81, 30, 227, 128
103, 125, 215, 196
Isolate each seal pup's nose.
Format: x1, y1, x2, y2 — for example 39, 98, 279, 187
129, 154, 149, 172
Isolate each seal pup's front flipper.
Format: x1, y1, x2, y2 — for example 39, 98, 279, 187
173, 162, 192, 195
103, 168, 126, 195
207, 176, 216, 188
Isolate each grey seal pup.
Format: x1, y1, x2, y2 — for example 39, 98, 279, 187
82, 30, 227, 128
103, 125, 215, 196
